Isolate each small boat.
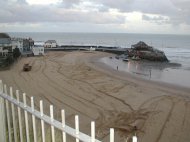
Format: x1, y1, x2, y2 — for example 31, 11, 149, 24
131, 56, 141, 61
123, 58, 129, 62
109, 56, 113, 59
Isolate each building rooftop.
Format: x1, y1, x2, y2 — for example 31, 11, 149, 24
34, 41, 44, 47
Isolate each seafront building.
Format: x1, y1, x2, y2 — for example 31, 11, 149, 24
11, 37, 34, 54
11, 38, 24, 52
32, 41, 44, 55
0, 33, 12, 57
12, 37, 45, 56
44, 40, 57, 48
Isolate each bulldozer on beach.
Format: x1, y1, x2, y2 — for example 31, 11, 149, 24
23, 63, 32, 71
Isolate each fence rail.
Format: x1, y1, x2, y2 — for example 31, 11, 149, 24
0, 80, 138, 142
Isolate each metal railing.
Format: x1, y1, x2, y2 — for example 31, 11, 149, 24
0, 80, 138, 142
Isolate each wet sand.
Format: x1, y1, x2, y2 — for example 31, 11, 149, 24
100, 56, 190, 88
0, 51, 190, 142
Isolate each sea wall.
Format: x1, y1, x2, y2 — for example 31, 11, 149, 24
45, 45, 128, 54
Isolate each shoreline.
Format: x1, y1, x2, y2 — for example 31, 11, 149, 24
87, 52, 190, 95
99, 56, 190, 89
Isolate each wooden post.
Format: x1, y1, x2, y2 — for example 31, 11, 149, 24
50, 105, 55, 142
110, 128, 114, 142
91, 121, 95, 142
0, 80, 6, 142
16, 90, 23, 142
4, 84, 12, 142
10, 87, 18, 142
40, 100, 45, 142
61, 110, 66, 142
31, 97, 37, 142
23, 93, 30, 142
75, 115, 79, 142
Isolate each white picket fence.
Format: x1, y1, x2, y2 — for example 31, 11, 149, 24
0, 80, 138, 142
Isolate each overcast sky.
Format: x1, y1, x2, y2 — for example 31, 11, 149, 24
0, 0, 190, 34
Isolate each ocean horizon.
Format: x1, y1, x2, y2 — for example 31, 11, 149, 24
8, 32, 190, 47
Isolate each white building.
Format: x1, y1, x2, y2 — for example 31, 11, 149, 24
89, 47, 96, 51
0, 33, 12, 57
0, 47, 9, 56
11, 37, 34, 55
44, 40, 57, 48
32, 41, 44, 56
11, 38, 23, 52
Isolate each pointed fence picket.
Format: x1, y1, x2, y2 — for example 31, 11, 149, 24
0, 80, 138, 142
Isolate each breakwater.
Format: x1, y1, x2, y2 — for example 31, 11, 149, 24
45, 45, 128, 54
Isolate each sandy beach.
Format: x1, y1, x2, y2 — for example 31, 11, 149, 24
1, 51, 190, 142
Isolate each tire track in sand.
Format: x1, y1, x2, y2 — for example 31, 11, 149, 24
52, 59, 134, 111
39, 57, 97, 119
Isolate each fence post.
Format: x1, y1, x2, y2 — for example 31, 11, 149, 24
50, 105, 55, 142
4, 84, 12, 142
132, 135, 138, 142
23, 93, 30, 142
31, 97, 37, 142
91, 121, 95, 142
0, 80, 6, 142
61, 110, 66, 142
40, 100, 45, 142
75, 115, 79, 142
10, 87, 18, 142
16, 90, 23, 142
110, 128, 114, 142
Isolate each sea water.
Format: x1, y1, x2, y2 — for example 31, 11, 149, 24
8, 32, 190, 88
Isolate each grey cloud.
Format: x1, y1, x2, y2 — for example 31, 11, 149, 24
1, 0, 190, 26
58, 0, 81, 8
95, 0, 133, 12
95, 0, 176, 14
0, 0, 125, 24
132, 0, 177, 15
171, 0, 190, 9
94, 0, 190, 25
142, 15, 170, 25
17, 0, 27, 4
170, 0, 190, 24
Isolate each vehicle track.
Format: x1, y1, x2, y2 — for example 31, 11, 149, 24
53, 58, 134, 111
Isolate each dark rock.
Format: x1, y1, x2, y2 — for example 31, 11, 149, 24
128, 41, 168, 62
